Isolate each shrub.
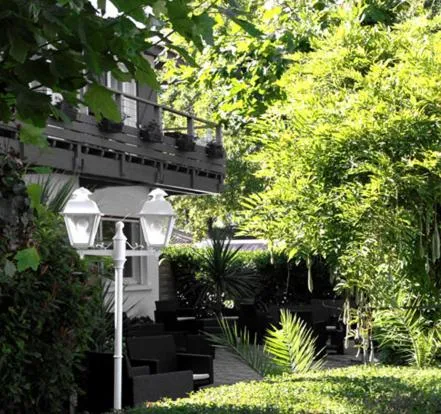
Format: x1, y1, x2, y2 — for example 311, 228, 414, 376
162, 246, 334, 315
0, 208, 102, 413
374, 301, 441, 368
0, 151, 33, 256
0, 154, 101, 413
125, 366, 441, 414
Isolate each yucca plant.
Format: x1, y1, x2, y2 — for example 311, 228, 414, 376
265, 309, 325, 373
194, 229, 259, 316
89, 274, 138, 352
28, 174, 77, 213
89, 276, 116, 352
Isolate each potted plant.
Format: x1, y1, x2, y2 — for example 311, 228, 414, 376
205, 141, 224, 158
53, 99, 78, 121
98, 117, 124, 133
139, 120, 163, 143
166, 132, 196, 151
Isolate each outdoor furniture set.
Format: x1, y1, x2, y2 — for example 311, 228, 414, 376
78, 334, 213, 413
286, 299, 346, 355
78, 301, 215, 413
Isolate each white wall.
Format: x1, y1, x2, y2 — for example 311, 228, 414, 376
24, 175, 160, 319
107, 253, 159, 319
25, 173, 79, 195
92, 185, 159, 319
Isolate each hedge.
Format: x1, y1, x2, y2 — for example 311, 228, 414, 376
125, 366, 441, 413
162, 246, 334, 311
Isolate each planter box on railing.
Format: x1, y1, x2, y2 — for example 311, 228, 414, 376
205, 141, 224, 158
98, 118, 124, 133
54, 101, 78, 121
139, 120, 164, 143
167, 132, 196, 152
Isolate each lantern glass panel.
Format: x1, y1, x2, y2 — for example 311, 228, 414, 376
141, 215, 172, 247
64, 214, 99, 248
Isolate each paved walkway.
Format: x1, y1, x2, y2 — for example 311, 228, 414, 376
325, 342, 363, 369
212, 343, 361, 387
213, 346, 262, 386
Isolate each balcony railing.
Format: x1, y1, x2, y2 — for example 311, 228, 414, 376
0, 90, 225, 194
104, 87, 223, 146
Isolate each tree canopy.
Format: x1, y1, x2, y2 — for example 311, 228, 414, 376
163, 0, 439, 239
159, 1, 441, 358
0, 0, 257, 146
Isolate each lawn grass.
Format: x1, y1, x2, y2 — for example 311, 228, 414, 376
126, 366, 441, 413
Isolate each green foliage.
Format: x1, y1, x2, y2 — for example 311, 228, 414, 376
239, 6, 441, 357
0, 208, 101, 413
159, 0, 433, 239
205, 318, 279, 376
0, 0, 257, 144
164, 246, 334, 313
206, 310, 323, 376
0, 152, 34, 258
374, 297, 441, 367
88, 276, 116, 353
264, 309, 324, 373
27, 174, 76, 213
164, 245, 268, 315
0, 153, 102, 412
159, 0, 341, 239
83, 83, 121, 122
87, 272, 138, 353
193, 231, 259, 315
126, 366, 441, 414
14, 246, 40, 272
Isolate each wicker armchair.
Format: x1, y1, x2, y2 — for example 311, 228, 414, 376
77, 351, 193, 412
127, 334, 213, 390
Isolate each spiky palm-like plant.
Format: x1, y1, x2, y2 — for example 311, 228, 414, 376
265, 309, 325, 373
195, 230, 259, 315
207, 310, 324, 376
28, 174, 76, 213
375, 302, 441, 368
205, 318, 281, 376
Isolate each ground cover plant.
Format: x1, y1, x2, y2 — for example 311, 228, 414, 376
124, 366, 441, 414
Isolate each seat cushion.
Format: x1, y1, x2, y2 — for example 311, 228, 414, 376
193, 373, 210, 381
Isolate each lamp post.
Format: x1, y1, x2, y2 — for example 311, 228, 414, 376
62, 187, 175, 410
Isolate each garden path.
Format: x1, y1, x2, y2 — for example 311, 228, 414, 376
212, 342, 361, 387
212, 346, 262, 386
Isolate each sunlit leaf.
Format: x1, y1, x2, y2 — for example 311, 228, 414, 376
15, 247, 40, 272
84, 83, 121, 122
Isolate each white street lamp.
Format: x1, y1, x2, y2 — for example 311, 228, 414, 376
61, 188, 102, 248
139, 188, 176, 249
62, 187, 175, 411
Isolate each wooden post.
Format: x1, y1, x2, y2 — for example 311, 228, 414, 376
154, 106, 163, 131
115, 92, 122, 120
215, 125, 223, 145
187, 117, 195, 137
